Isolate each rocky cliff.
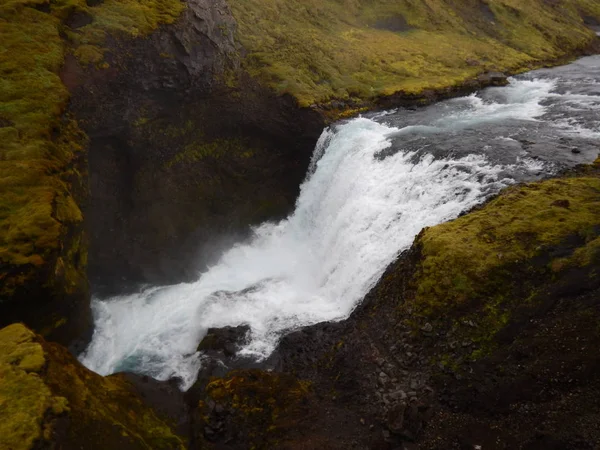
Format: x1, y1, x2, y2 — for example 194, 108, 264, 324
2, 0, 600, 447
2, 0, 600, 343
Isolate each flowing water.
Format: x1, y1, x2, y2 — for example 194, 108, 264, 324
81, 56, 600, 390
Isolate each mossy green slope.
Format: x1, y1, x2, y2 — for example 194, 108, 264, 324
0, 323, 185, 449
0, 0, 183, 313
404, 159, 600, 356
230, 0, 600, 106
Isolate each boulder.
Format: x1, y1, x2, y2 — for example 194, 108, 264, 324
197, 325, 251, 357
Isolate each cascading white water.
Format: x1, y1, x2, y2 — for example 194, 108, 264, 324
81, 64, 600, 390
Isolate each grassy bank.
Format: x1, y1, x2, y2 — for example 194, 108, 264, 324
403, 158, 600, 358
230, 0, 600, 106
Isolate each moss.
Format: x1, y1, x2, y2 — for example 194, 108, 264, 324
0, 324, 45, 371
551, 236, 600, 273
61, 0, 185, 66
230, 0, 600, 106
0, 0, 184, 312
0, 323, 185, 449
165, 136, 261, 168
415, 176, 600, 314
200, 370, 311, 446
404, 167, 600, 361
0, 324, 68, 450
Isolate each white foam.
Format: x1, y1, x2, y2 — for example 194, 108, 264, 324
81, 118, 512, 390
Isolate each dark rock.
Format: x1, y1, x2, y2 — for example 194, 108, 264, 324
66, 0, 325, 294
197, 325, 250, 357
374, 15, 414, 32
477, 71, 509, 86
572, 147, 581, 154
66, 10, 93, 29
386, 403, 407, 434
0, 117, 14, 128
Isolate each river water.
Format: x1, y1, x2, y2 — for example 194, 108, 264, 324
81, 56, 600, 390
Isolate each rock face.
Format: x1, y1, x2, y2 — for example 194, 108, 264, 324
0, 323, 187, 449
2, 0, 600, 343
0, 0, 184, 345
66, 0, 324, 292
192, 369, 316, 449
257, 159, 600, 449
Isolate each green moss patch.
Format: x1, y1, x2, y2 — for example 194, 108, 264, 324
404, 166, 600, 359
0, 0, 184, 301
230, 0, 600, 106
0, 323, 185, 449
0, 324, 68, 450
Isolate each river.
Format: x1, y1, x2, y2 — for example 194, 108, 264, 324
81, 56, 600, 390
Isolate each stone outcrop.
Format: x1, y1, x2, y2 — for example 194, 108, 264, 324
0, 323, 187, 449
65, 0, 324, 293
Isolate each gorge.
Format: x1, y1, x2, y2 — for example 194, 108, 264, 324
82, 57, 600, 391
2, 0, 600, 448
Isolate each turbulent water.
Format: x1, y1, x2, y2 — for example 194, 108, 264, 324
81, 56, 600, 390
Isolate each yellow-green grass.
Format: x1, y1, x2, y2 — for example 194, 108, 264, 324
0, 323, 185, 449
416, 176, 600, 312
229, 0, 600, 106
0, 0, 183, 293
404, 168, 600, 355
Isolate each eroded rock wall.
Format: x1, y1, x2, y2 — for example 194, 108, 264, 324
66, 0, 323, 292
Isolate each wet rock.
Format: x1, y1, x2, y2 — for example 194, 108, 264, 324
572, 147, 582, 154
478, 71, 509, 86
421, 322, 433, 333
197, 325, 250, 357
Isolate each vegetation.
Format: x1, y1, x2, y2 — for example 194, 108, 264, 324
229, 0, 600, 105
0, 0, 183, 301
404, 161, 600, 354
0, 323, 185, 449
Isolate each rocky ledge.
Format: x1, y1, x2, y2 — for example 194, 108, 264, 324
0, 323, 187, 449
2, 0, 600, 346
2, 160, 599, 449
191, 158, 600, 449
